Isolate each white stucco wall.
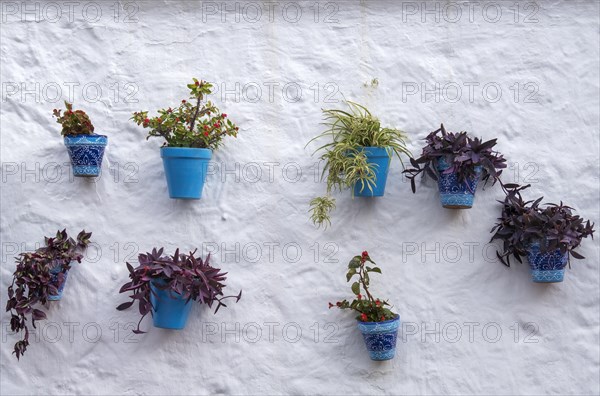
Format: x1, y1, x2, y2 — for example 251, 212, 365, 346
1, 1, 599, 395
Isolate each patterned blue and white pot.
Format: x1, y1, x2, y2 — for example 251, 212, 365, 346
357, 314, 400, 361
527, 241, 568, 283
48, 266, 69, 301
436, 157, 482, 209
64, 134, 108, 177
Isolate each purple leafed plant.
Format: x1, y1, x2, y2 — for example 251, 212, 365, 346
490, 183, 595, 266
5, 229, 92, 360
116, 248, 242, 333
403, 124, 507, 193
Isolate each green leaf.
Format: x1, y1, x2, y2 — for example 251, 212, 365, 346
348, 257, 361, 269
351, 282, 360, 295
369, 267, 382, 274
346, 268, 356, 282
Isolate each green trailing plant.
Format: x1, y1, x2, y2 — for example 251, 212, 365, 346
329, 251, 396, 322
52, 101, 95, 136
307, 101, 411, 227
5, 229, 92, 359
491, 183, 595, 266
131, 78, 239, 150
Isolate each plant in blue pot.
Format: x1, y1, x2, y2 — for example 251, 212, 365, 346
53, 102, 107, 177
132, 78, 239, 199
404, 124, 506, 209
329, 251, 400, 361
491, 183, 595, 283
307, 101, 411, 227
5, 229, 92, 359
117, 248, 241, 333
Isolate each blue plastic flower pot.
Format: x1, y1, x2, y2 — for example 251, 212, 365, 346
527, 242, 568, 283
436, 157, 482, 209
352, 147, 392, 197
357, 314, 400, 361
48, 266, 69, 301
64, 134, 108, 177
161, 147, 212, 199
150, 282, 193, 330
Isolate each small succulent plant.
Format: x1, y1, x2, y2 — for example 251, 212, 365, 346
52, 101, 95, 136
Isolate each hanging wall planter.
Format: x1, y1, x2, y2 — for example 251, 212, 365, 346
117, 248, 242, 333
132, 78, 239, 200
491, 184, 595, 283
5, 229, 92, 359
53, 102, 107, 177
307, 101, 411, 227
352, 147, 392, 197
329, 251, 400, 361
404, 124, 506, 209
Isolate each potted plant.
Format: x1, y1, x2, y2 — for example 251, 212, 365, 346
491, 184, 595, 283
53, 102, 107, 177
403, 124, 506, 208
132, 78, 239, 199
307, 101, 411, 227
116, 248, 242, 332
328, 251, 400, 361
5, 229, 92, 359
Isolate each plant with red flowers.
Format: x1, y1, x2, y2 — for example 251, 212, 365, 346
5, 229, 92, 360
52, 101, 95, 136
116, 248, 242, 333
131, 78, 239, 150
329, 251, 396, 322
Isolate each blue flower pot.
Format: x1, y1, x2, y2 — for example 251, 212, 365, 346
161, 147, 212, 199
64, 134, 108, 177
353, 147, 392, 197
527, 242, 568, 283
48, 266, 69, 301
150, 282, 193, 329
436, 157, 482, 208
357, 314, 400, 361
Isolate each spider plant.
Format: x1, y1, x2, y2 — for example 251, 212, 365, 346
307, 101, 411, 228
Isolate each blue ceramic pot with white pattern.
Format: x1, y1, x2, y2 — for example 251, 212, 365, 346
357, 314, 400, 361
64, 134, 108, 177
48, 266, 69, 301
527, 241, 568, 283
436, 157, 482, 209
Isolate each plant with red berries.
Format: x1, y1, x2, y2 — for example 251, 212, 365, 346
329, 251, 396, 322
52, 101, 95, 136
131, 78, 239, 150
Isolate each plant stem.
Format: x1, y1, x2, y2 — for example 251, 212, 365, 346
359, 261, 375, 302
189, 94, 203, 132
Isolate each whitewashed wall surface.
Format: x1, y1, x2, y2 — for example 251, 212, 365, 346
1, 1, 599, 395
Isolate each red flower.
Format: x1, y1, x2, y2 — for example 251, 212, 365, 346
360, 313, 368, 321
362, 251, 368, 258
336, 302, 341, 307
235, 127, 239, 130
182, 99, 186, 104
381, 316, 385, 321
204, 131, 209, 137
195, 81, 200, 86
357, 294, 362, 300
375, 300, 381, 306
204, 125, 209, 130
221, 113, 227, 118
167, 108, 172, 113
157, 118, 162, 123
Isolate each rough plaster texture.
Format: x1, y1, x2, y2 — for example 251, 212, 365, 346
0, 1, 599, 395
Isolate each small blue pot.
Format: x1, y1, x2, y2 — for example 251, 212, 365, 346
357, 314, 400, 361
48, 266, 69, 301
150, 282, 193, 329
527, 242, 568, 283
436, 157, 482, 208
161, 147, 212, 199
64, 134, 108, 177
353, 147, 392, 197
